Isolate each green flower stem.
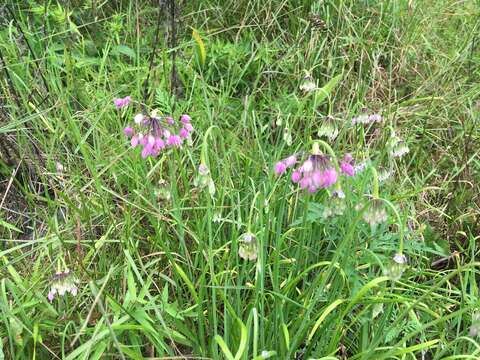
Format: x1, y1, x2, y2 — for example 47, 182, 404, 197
201, 125, 219, 165
248, 191, 261, 232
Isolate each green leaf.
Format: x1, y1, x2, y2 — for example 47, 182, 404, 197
315, 74, 342, 104
0, 219, 22, 233
111, 45, 137, 60
214, 335, 235, 360
0, 335, 4, 360
234, 318, 247, 360
192, 28, 206, 65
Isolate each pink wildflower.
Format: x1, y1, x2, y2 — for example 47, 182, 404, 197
284, 155, 297, 167
293, 155, 338, 192
181, 114, 191, 124
340, 153, 355, 176
131, 135, 140, 148
167, 134, 183, 147
122, 112, 193, 159
114, 96, 131, 109
273, 154, 297, 176
274, 161, 287, 175
291, 171, 301, 183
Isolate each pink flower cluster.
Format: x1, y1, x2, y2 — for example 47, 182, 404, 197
114, 96, 131, 109
274, 155, 297, 175
340, 153, 355, 176
274, 152, 356, 193
292, 155, 338, 193
123, 113, 193, 159
351, 112, 383, 125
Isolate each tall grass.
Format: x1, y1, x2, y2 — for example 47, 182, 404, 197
0, 0, 479, 359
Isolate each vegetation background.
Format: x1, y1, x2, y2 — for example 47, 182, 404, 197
0, 0, 479, 359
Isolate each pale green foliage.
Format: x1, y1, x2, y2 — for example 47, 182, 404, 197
0, 0, 479, 359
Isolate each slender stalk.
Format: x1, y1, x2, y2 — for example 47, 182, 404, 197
142, 0, 163, 109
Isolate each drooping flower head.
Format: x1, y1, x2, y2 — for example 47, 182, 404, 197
47, 268, 79, 302
317, 115, 339, 140
293, 154, 338, 193
238, 233, 258, 261
123, 112, 194, 159
194, 163, 216, 196
362, 199, 388, 226
389, 135, 410, 158
385, 253, 408, 281
299, 73, 316, 93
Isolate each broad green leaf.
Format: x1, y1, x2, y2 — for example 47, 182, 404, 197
192, 28, 206, 65
214, 335, 235, 360
315, 74, 342, 104
111, 45, 136, 60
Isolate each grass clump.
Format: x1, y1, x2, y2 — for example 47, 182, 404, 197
0, 0, 479, 359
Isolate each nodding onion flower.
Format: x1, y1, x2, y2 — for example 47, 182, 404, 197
122, 110, 194, 159
47, 268, 79, 302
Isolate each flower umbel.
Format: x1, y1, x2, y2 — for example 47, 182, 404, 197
362, 199, 388, 226
113, 96, 131, 109
385, 253, 407, 281
47, 269, 79, 302
293, 154, 338, 193
352, 110, 383, 125
340, 153, 355, 176
389, 134, 410, 158
238, 233, 258, 261
299, 73, 316, 93
322, 189, 346, 218
317, 115, 339, 140
124, 112, 194, 159
194, 163, 216, 196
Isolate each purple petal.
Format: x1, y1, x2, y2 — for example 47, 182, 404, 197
340, 162, 355, 176
274, 161, 287, 175
291, 171, 301, 183
181, 114, 191, 124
